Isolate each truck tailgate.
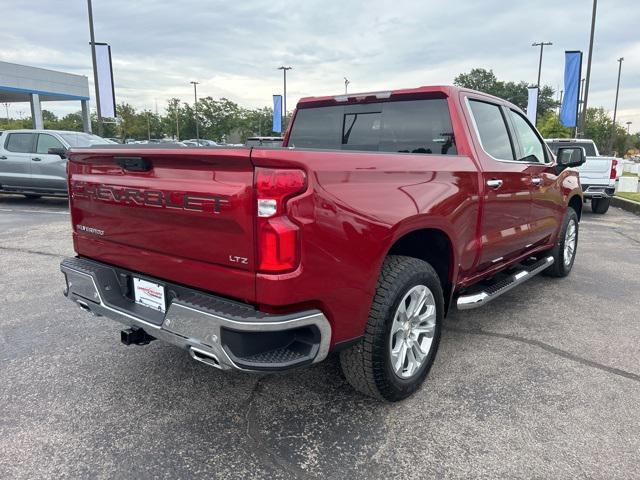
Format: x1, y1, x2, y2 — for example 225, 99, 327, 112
67, 148, 256, 302
578, 156, 613, 185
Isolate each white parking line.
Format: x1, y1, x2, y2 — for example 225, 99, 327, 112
0, 208, 69, 215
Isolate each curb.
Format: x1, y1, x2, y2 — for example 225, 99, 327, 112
612, 196, 640, 215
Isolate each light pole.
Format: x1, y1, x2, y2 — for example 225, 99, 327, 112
579, 0, 598, 136
532, 41, 552, 88
608, 57, 624, 153
278, 66, 292, 128
87, 0, 103, 136
190, 81, 200, 141
626, 121, 632, 134
578, 78, 586, 120
344, 77, 350, 94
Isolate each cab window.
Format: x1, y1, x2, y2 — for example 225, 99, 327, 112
36, 134, 65, 154
468, 100, 515, 160
508, 110, 546, 163
5, 133, 36, 153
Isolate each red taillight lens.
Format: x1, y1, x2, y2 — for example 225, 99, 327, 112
610, 159, 618, 180
255, 168, 306, 273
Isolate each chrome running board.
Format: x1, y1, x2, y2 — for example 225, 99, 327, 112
456, 256, 554, 310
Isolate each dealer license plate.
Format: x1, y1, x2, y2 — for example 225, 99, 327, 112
133, 277, 166, 313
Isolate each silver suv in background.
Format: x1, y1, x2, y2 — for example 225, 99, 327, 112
545, 138, 620, 214
0, 130, 114, 198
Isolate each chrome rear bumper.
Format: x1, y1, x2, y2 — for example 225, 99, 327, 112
582, 185, 615, 199
61, 257, 331, 372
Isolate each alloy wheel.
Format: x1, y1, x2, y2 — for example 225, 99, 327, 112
389, 285, 437, 379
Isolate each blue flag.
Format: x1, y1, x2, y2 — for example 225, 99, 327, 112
272, 95, 282, 133
560, 51, 582, 127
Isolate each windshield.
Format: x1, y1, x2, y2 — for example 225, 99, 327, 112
60, 132, 115, 147
546, 141, 597, 156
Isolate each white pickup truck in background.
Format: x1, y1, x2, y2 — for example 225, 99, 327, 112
546, 138, 620, 214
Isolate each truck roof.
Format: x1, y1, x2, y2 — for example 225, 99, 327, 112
296, 85, 505, 108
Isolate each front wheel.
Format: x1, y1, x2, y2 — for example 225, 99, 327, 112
543, 207, 579, 277
340, 255, 443, 402
591, 197, 610, 214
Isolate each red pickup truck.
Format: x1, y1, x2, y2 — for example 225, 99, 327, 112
60, 85, 585, 401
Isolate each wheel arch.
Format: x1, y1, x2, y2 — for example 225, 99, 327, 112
568, 194, 583, 220
386, 227, 455, 311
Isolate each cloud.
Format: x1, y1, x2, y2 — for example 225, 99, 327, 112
1, 0, 638, 130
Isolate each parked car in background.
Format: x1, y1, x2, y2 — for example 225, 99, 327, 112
60, 85, 585, 401
185, 139, 218, 146
0, 129, 114, 198
545, 138, 620, 214
106, 137, 123, 144
245, 136, 283, 147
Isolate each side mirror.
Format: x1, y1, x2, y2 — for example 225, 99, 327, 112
48, 147, 68, 158
556, 146, 586, 168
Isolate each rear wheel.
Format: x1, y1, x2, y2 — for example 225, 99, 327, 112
591, 197, 610, 214
340, 255, 443, 401
543, 207, 579, 277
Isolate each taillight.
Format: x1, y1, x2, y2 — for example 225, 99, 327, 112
610, 159, 618, 180
255, 167, 307, 273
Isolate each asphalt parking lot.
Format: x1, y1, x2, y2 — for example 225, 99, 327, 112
1, 194, 639, 479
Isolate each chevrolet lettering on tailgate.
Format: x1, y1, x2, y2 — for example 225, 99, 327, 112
71, 181, 229, 214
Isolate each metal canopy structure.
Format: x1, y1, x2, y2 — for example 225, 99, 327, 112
0, 61, 91, 132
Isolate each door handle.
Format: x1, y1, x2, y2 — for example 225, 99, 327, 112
32, 157, 42, 161
0, 155, 7, 160
486, 179, 503, 189
531, 177, 542, 185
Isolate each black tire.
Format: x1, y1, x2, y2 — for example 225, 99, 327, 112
23, 194, 41, 200
543, 207, 579, 277
591, 197, 610, 214
339, 255, 443, 402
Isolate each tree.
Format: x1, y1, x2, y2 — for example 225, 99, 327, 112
238, 107, 277, 139
197, 97, 243, 141
537, 111, 572, 138
454, 68, 558, 120
115, 103, 148, 140
42, 110, 59, 129
163, 98, 183, 140
57, 112, 84, 132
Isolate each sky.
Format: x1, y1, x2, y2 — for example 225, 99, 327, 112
0, 0, 638, 132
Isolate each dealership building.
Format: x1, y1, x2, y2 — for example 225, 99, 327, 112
0, 60, 91, 132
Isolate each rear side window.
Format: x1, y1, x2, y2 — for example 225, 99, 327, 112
468, 100, 514, 160
288, 99, 457, 155
36, 134, 65, 154
5, 133, 35, 153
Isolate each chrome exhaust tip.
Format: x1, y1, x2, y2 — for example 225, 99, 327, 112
189, 346, 222, 369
